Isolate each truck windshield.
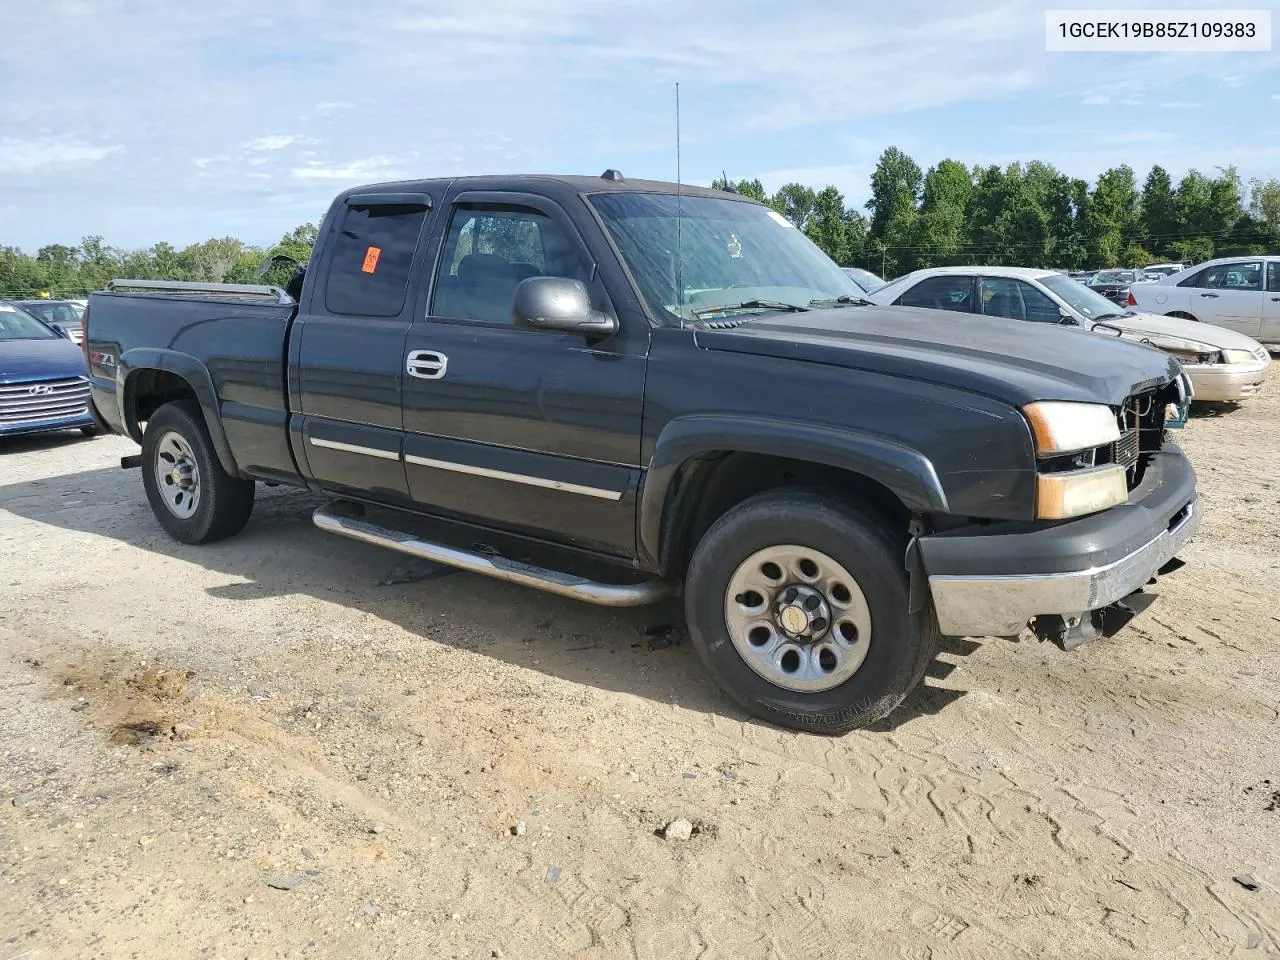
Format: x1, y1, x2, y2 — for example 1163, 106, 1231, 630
589, 193, 863, 325
0, 303, 58, 340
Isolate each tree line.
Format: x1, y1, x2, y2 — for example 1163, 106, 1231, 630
3, 148, 1279, 299
716, 150, 1280, 277
0, 224, 318, 300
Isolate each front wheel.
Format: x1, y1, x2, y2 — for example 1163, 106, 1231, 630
684, 489, 937, 734
141, 400, 255, 544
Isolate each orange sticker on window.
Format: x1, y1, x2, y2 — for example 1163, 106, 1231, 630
361, 246, 382, 273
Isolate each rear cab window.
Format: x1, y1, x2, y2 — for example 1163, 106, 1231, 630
324, 201, 430, 317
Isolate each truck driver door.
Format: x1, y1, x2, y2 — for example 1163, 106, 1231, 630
400, 190, 647, 557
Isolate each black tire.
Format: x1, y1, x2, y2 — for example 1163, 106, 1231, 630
141, 400, 255, 544
684, 488, 938, 734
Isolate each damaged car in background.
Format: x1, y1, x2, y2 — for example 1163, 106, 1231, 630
871, 266, 1271, 403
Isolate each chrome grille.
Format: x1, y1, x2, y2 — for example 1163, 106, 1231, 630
0, 377, 90, 426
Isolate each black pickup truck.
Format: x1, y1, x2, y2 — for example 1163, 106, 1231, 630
84, 172, 1199, 733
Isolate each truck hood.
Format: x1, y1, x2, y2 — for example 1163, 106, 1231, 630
694, 305, 1180, 406
0, 337, 89, 384
1096, 311, 1265, 353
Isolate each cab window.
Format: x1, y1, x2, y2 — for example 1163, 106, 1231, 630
324, 202, 429, 317
431, 204, 590, 326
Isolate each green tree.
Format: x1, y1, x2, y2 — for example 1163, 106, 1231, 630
709, 176, 768, 203
1248, 177, 1280, 231
1085, 165, 1138, 265
1207, 166, 1245, 251
804, 186, 856, 264
1175, 170, 1213, 236
770, 183, 818, 230
1121, 243, 1153, 268
1140, 166, 1177, 255
914, 159, 971, 267
866, 147, 922, 241
966, 164, 1052, 266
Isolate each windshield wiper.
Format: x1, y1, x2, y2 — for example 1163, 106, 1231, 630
692, 299, 809, 318
809, 294, 872, 307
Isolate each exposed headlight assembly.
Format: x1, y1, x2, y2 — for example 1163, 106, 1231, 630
1023, 401, 1128, 519
1022, 401, 1120, 456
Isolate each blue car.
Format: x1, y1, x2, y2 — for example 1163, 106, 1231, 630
0, 300, 100, 439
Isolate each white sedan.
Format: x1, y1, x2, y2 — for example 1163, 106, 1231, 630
1128, 256, 1280, 348
871, 266, 1272, 403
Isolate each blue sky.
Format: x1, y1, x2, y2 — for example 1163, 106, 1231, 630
1, 0, 1277, 251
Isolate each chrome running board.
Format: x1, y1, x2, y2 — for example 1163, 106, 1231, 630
313, 504, 674, 608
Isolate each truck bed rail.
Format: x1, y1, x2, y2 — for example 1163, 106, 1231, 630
104, 279, 293, 304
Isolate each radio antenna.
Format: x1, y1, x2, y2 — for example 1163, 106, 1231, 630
675, 81, 684, 327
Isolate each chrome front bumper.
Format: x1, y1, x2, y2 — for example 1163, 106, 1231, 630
928, 498, 1200, 637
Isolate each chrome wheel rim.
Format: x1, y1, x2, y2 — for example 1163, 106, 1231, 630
154, 430, 201, 520
724, 545, 872, 693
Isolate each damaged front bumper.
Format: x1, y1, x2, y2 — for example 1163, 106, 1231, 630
920, 445, 1199, 641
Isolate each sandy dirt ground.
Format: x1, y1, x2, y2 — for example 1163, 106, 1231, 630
1, 366, 1278, 960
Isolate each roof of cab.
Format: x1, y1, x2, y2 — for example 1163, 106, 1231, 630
331, 173, 752, 205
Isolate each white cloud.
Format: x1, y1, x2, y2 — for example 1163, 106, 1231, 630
0, 138, 122, 174
291, 157, 405, 182
244, 135, 301, 152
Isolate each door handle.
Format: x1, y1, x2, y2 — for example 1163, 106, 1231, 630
406, 350, 448, 380
1199, 293, 1218, 298
1271, 297, 1280, 302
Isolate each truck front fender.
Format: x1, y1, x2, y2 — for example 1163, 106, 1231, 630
118, 348, 241, 477
638, 415, 950, 573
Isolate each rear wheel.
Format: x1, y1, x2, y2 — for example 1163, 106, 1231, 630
684, 489, 937, 734
141, 401, 254, 543
1167, 311, 1199, 322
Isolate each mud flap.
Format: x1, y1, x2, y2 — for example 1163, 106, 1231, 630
904, 537, 927, 614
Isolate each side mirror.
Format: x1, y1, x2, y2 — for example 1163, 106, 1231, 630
512, 277, 618, 337
1057, 313, 1079, 326
51, 323, 69, 339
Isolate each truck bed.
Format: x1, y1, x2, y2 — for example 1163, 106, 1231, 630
86, 281, 301, 483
